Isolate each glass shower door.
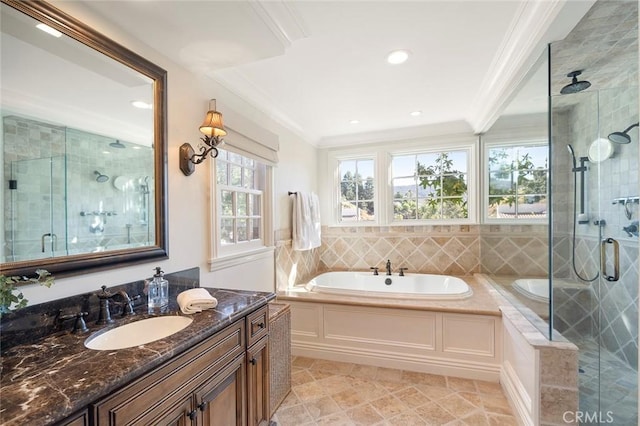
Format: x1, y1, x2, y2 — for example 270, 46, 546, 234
591, 86, 638, 425
8, 155, 67, 261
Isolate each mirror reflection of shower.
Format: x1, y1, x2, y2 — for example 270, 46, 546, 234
567, 144, 598, 282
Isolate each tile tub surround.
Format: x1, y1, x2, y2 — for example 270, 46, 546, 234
277, 274, 501, 317
0, 277, 275, 425
275, 224, 549, 290
271, 356, 518, 426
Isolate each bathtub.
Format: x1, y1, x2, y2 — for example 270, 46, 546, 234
305, 271, 473, 300
512, 278, 583, 302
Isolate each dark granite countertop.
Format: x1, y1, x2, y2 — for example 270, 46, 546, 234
0, 287, 275, 426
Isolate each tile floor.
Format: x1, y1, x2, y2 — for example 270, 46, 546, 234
271, 357, 517, 426
578, 339, 638, 425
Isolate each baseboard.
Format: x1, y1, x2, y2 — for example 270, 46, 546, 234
292, 341, 501, 382
501, 362, 535, 426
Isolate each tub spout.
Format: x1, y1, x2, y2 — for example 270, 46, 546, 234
386, 259, 392, 276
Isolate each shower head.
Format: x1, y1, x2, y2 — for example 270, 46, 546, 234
109, 140, 126, 149
560, 70, 591, 95
608, 122, 639, 144
94, 171, 109, 183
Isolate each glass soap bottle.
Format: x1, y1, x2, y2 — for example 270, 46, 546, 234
148, 266, 169, 314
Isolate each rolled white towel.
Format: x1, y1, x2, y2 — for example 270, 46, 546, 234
177, 288, 218, 314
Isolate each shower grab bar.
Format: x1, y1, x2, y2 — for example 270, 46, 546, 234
600, 237, 619, 282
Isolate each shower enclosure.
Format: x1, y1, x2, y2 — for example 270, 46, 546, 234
2, 116, 155, 262
550, 1, 638, 423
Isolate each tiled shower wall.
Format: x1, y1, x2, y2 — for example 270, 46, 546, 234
3, 115, 155, 261
550, 22, 639, 370
274, 224, 549, 291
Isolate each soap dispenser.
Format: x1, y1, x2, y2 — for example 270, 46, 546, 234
148, 267, 169, 314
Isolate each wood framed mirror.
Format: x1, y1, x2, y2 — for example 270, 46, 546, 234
1, 0, 168, 278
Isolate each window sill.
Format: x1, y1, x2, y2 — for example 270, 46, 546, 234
208, 246, 275, 272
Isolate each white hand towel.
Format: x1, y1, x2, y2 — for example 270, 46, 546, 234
292, 191, 321, 251
177, 288, 218, 314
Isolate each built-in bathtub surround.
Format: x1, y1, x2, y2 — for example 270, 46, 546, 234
274, 223, 548, 291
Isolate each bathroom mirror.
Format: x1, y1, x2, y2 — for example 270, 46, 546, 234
1, 0, 168, 278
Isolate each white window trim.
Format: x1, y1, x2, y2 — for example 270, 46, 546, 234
387, 142, 477, 225
209, 155, 274, 271
327, 136, 478, 227
482, 138, 549, 224
328, 150, 380, 226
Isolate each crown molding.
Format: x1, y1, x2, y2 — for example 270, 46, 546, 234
249, 0, 309, 49
316, 120, 474, 149
212, 69, 318, 145
466, 0, 568, 134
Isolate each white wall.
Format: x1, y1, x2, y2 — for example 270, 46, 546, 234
18, 1, 317, 304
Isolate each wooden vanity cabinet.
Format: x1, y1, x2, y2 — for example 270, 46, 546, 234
91, 305, 270, 426
247, 336, 269, 426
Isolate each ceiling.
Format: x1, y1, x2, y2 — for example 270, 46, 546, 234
71, 1, 598, 146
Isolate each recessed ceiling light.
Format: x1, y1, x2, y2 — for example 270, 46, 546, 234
131, 100, 153, 109
387, 50, 410, 65
36, 23, 62, 38
349, 120, 360, 125
410, 111, 422, 116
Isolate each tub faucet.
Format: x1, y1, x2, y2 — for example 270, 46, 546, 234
385, 259, 392, 276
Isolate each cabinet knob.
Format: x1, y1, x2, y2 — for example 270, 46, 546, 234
198, 401, 208, 412
188, 409, 197, 421
250, 357, 257, 365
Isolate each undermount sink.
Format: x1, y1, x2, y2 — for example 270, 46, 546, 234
84, 316, 193, 351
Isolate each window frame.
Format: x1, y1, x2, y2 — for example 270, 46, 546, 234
327, 137, 477, 227
209, 148, 274, 268
330, 152, 379, 226
482, 138, 549, 224
388, 142, 477, 225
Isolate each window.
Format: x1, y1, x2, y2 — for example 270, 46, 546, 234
216, 149, 266, 254
338, 158, 375, 222
486, 142, 548, 220
392, 150, 468, 220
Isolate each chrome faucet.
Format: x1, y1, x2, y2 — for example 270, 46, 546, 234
385, 259, 392, 276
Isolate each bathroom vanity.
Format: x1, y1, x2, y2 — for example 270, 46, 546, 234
0, 284, 274, 426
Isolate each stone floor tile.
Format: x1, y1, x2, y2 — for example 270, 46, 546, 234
414, 401, 457, 425
447, 376, 479, 393
331, 388, 368, 410
371, 393, 409, 418
292, 356, 317, 369
402, 370, 448, 387
393, 386, 431, 409
385, 410, 429, 426
294, 380, 328, 402
315, 412, 356, 425
274, 404, 314, 426
304, 395, 342, 420
345, 403, 385, 425
311, 359, 355, 375
437, 393, 478, 418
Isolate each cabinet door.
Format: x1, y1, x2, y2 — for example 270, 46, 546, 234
197, 355, 246, 426
247, 336, 270, 426
150, 394, 193, 426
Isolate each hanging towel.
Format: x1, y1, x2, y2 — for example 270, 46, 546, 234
292, 191, 321, 251
177, 288, 218, 314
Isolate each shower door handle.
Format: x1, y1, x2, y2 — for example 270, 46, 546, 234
600, 237, 620, 282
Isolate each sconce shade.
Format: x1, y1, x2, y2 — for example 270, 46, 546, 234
199, 110, 227, 137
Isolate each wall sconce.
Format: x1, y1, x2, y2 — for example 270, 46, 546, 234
179, 99, 227, 176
